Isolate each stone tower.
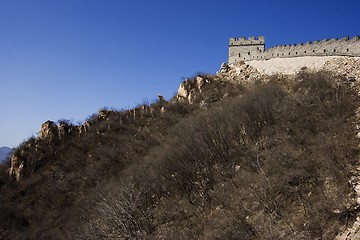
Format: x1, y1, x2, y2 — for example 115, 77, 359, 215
228, 36, 265, 64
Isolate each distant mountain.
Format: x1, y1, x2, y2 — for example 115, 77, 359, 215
0, 147, 13, 163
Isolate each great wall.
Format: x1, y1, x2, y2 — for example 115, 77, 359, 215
228, 36, 360, 64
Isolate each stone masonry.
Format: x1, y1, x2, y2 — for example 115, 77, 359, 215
229, 36, 360, 64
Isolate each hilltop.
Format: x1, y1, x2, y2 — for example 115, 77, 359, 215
1, 56, 360, 239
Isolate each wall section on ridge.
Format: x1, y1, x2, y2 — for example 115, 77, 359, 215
228, 36, 360, 64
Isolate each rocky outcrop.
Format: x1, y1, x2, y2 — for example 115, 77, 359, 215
7, 140, 37, 181
177, 79, 192, 101
195, 76, 205, 92
8, 120, 75, 180
78, 121, 91, 135
98, 109, 116, 120
217, 60, 261, 81
176, 76, 211, 105
39, 120, 59, 141
218, 62, 230, 73
58, 120, 74, 140
7, 155, 24, 181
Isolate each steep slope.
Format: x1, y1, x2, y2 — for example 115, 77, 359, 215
0, 67, 359, 239
0, 75, 239, 239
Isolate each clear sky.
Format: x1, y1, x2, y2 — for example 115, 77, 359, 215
1, 0, 359, 148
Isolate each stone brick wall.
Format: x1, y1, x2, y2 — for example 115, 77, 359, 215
229, 36, 265, 64
228, 36, 360, 64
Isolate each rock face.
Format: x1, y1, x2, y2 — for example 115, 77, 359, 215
38, 120, 76, 141
217, 60, 261, 81
8, 120, 74, 180
176, 76, 211, 104
195, 76, 205, 92
8, 155, 23, 181
177, 79, 192, 101
39, 120, 59, 141
98, 109, 116, 120
58, 120, 74, 140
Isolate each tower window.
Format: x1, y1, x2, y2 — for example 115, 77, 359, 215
248, 52, 250, 55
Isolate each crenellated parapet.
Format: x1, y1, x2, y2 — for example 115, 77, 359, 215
229, 36, 265, 46
228, 36, 360, 64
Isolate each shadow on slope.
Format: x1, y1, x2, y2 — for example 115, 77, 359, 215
0, 71, 359, 239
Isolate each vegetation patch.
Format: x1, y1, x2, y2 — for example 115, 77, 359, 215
0, 71, 359, 239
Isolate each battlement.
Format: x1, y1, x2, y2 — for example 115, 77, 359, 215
228, 35, 360, 64
229, 36, 265, 46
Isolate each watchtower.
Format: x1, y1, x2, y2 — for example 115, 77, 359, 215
228, 36, 265, 64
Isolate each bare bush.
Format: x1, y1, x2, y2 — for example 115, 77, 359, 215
83, 183, 154, 239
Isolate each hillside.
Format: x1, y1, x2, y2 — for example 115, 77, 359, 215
1, 57, 360, 239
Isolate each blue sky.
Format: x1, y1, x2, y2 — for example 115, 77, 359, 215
1, 0, 359, 147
